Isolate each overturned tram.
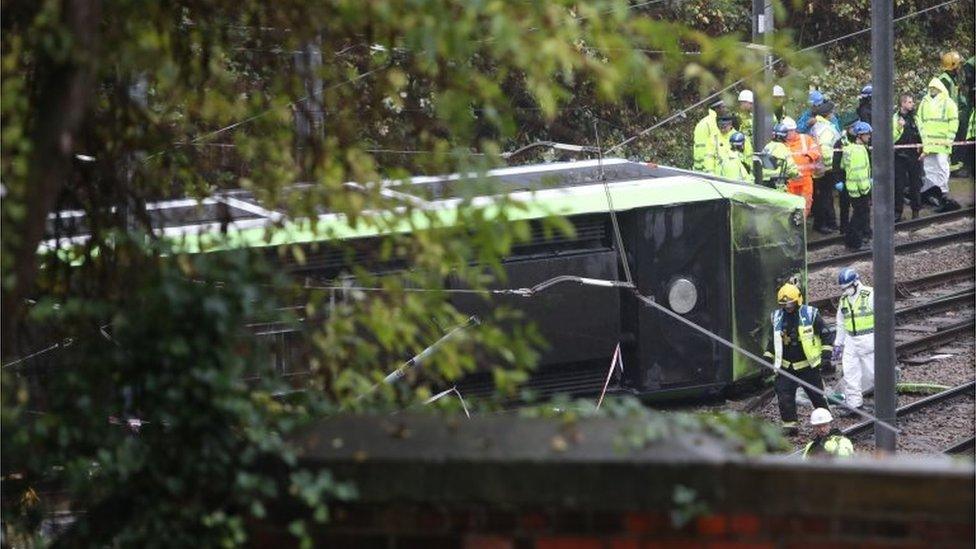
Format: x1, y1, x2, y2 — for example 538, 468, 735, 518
45, 159, 807, 400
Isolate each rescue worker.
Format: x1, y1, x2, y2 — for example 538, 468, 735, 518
893, 93, 923, 221
836, 122, 858, 233
939, 51, 972, 175
736, 89, 754, 142
783, 116, 822, 216
918, 78, 961, 213
796, 90, 830, 135
760, 123, 799, 189
772, 85, 786, 123
802, 408, 854, 458
938, 51, 962, 108
856, 84, 872, 124
715, 113, 737, 172
961, 55, 975, 176
693, 99, 727, 174
764, 283, 833, 436
833, 267, 875, 414
840, 121, 872, 251
810, 101, 842, 233
718, 131, 751, 182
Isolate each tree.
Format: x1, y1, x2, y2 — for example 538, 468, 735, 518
2, 1, 800, 544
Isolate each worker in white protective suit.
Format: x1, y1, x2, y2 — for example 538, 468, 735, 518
832, 267, 875, 413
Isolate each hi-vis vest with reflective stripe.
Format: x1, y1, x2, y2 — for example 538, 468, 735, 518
803, 434, 854, 458
771, 305, 824, 368
761, 141, 799, 188
718, 149, 751, 182
693, 110, 720, 173
842, 143, 871, 198
918, 92, 959, 154
811, 117, 840, 173
840, 285, 875, 335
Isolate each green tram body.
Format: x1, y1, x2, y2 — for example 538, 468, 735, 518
44, 159, 806, 400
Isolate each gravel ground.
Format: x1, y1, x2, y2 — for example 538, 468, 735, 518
863, 397, 975, 454
807, 242, 975, 300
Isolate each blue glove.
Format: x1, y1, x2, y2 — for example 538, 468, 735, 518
834, 181, 845, 192
831, 346, 843, 362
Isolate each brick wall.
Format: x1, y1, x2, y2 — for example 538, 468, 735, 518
254, 414, 975, 548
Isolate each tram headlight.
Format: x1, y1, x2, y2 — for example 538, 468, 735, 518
667, 278, 698, 314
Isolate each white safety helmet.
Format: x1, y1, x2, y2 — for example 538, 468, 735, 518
738, 90, 754, 103
781, 116, 797, 131
772, 85, 786, 98
810, 407, 833, 426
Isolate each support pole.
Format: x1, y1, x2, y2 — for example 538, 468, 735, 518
751, 0, 773, 185
871, 0, 897, 452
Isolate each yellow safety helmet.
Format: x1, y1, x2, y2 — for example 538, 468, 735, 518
941, 51, 962, 71
777, 283, 803, 306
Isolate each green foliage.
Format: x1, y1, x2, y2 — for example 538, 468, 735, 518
2, 248, 357, 546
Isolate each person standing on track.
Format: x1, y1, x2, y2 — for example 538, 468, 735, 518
833, 267, 875, 415
803, 408, 854, 458
918, 77, 962, 213
783, 116, 822, 216
764, 283, 833, 436
893, 93, 924, 221
811, 101, 842, 233
840, 121, 873, 251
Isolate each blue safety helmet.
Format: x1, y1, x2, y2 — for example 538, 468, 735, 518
852, 121, 873, 136
809, 90, 825, 106
838, 267, 859, 287
771, 123, 789, 140
860, 84, 873, 98
730, 131, 746, 146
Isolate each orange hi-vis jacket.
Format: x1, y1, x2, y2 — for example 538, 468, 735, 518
785, 133, 821, 215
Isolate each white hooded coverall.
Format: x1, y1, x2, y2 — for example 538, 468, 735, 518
835, 282, 875, 408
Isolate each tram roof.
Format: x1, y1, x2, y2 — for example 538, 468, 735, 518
43, 159, 803, 255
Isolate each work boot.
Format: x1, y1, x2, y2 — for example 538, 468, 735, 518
935, 197, 961, 213
781, 422, 799, 436
924, 194, 942, 208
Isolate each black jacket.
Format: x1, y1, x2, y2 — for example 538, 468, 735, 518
894, 108, 921, 157
765, 307, 834, 364
857, 98, 872, 124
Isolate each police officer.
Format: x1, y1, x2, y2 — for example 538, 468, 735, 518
840, 121, 873, 251
810, 101, 842, 233
760, 123, 800, 189
803, 408, 854, 458
833, 267, 875, 414
893, 94, 923, 221
718, 132, 752, 182
764, 283, 833, 436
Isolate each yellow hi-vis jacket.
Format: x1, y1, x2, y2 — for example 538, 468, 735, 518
810, 116, 840, 174
918, 78, 959, 155
842, 142, 872, 198
693, 110, 721, 173
718, 148, 752, 182
760, 141, 799, 188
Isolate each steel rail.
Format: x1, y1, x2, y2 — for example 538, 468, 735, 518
808, 267, 974, 311
842, 380, 976, 438
807, 208, 974, 252
813, 286, 973, 319
944, 435, 976, 455
809, 228, 975, 271
894, 316, 975, 356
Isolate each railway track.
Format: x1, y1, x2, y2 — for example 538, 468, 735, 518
808, 266, 974, 315
807, 208, 975, 252
944, 435, 976, 455
808, 228, 975, 271
842, 380, 975, 439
